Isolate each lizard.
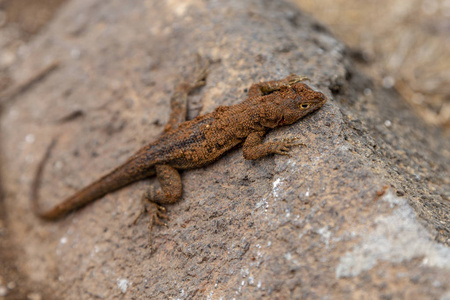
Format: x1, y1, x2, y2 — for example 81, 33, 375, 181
31, 69, 327, 248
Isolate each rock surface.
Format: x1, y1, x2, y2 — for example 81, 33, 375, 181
1, 0, 449, 299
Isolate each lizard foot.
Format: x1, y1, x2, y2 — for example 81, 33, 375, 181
188, 55, 210, 91
273, 137, 306, 156
133, 194, 169, 249
286, 74, 310, 86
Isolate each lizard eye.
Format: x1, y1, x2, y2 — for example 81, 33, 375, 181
300, 103, 310, 109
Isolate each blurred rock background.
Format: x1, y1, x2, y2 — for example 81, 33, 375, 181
1, 0, 449, 128
0, 0, 65, 92
295, 0, 450, 129
0, 0, 448, 299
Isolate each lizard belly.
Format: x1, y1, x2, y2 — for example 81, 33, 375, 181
167, 137, 242, 169
157, 114, 247, 169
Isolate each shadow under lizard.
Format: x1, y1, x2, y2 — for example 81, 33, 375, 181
32, 71, 327, 248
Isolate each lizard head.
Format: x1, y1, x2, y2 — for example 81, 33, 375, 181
262, 82, 327, 128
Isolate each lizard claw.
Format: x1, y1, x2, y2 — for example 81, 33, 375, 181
286, 74, 310, 86
272, 137, 306, 156
281, 137, 307, 147
189, 55, 210, 90
144, 202, 170, 249
133, 193, 170, 249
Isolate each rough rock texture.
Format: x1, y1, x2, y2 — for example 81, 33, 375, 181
1, 0, 449, 299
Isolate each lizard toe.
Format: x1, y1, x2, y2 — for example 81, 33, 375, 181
286, 74, 310, 86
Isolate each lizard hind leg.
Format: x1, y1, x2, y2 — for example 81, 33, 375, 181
133, 164, 182, 249
163, 57, 210, 132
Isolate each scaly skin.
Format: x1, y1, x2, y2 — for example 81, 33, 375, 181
32, 73, 327, 247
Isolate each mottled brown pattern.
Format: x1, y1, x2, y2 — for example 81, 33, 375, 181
31, 73, 327, 246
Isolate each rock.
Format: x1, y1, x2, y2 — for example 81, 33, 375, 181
1, 0, 448, 298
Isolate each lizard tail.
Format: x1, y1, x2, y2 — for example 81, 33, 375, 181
31, 138, 153, 220
31, 137, 60, 219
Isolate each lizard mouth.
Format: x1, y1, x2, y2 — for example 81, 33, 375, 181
279, 117, 286, 126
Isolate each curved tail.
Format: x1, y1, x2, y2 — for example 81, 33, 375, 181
31, 138, 154, 220
31, 138, 59, 219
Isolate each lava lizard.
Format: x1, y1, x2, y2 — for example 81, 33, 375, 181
32, 69, 327, 247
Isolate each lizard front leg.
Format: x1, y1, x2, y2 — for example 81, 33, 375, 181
243, 131, 305, 160
247, 74, 309, 98
134, 164, 182, 249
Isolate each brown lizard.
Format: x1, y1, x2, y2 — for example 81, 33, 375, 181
32, 71, 327, 247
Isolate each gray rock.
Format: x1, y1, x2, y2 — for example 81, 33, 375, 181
1, 0, 448, 298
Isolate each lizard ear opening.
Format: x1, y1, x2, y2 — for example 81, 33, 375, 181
260, 116, 283, 128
